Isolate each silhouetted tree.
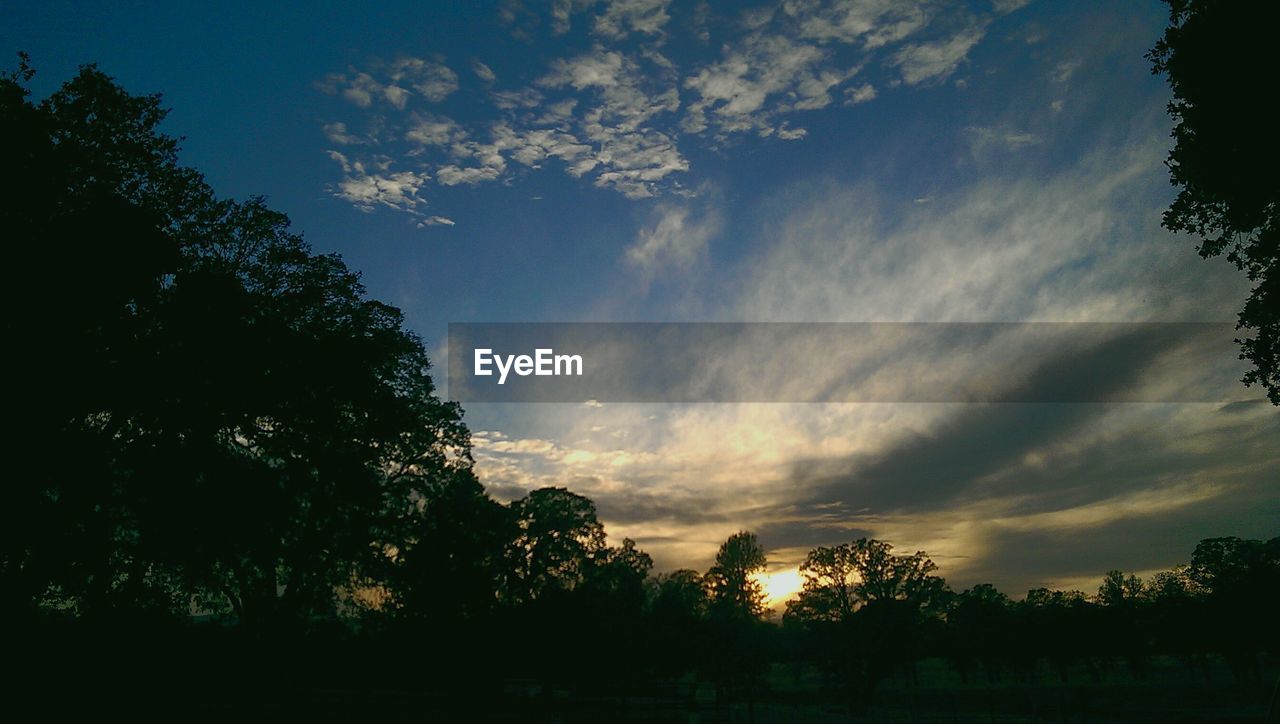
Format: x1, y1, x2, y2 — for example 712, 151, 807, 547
705, 531, 767, 622
1096, 569, 1145, 606
506, 487, 607, 602
0, 61, 473, 627
946, 584, 1013, 683
1021, 588, 1095, 682
651, 569, 708, 622
644, 569, 710, 681
382, 472, 512, 622
1188, 536, 1280, 680
584, 537, 653, 609
1149, 0, 1280, 402
784, 539, 948, 708
786, 538, 948, 623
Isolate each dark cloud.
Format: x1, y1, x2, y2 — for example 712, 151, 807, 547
956, 483, 1280, 595
787, 325, 1263, 516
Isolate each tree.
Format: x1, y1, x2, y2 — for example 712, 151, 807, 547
382, 472, 512, 622
506, 487, 607, 602
784, 538, 949, 701
947, 584, 1013, 683
0, 60, 474, 626
785, 538, 947, 624
705, 531, 767, 621
650, 569, 708, 622
1, 56, 188, 618
1097, 570, 1145, 606
1145, 565, 1201, 601
1189, 536, 1280, 597
583, 537, 653, 609
1149, 0, 1280, 402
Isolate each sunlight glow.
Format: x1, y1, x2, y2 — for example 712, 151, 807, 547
754, 568, 804, 609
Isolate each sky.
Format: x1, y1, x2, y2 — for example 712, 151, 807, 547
8, 0, 1278, 605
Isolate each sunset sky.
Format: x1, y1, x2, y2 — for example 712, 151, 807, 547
9, 0, 1278, 602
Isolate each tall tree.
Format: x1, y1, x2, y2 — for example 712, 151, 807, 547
1149, 0, 1280, 402
705, 531, 767, 621
0, 61, 473, 625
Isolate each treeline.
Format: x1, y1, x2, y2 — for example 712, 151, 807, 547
4, 62, 1278, 714
778, 536, 1280, 704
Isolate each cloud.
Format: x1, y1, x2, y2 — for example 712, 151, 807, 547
317, 0, 1005, 218
991, 0, 1031, 14
683, 32, 851, 137
419, 215, 456, 227
460, 109, 1262, 581
335, 175, 429, 214
844, 82, 877, 104
592, 0, 672, 39
318, 57, 459, 109
405, 114, 467, 146
1053, 58, 1082, 84
540, 49, 627, 90
625, 201, 722, 276
784, 0, 934, 48
679, 0, 989, 139
311, 2, 1280, 596
549, 0, 590, 34
536, 47, 688, 197
435, 164, 502, 186
891, 23, 988, 85
472, 60, 497, 84
322, 121, 364, 145
391, 57, 460, 102
317, 70, 401, 109
325, 150, 429, 213
965, 124, 1042, 156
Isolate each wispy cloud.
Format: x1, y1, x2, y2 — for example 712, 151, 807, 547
891, 22, 988, 85
463, 115, 1266, 586
625, 200, 722, 277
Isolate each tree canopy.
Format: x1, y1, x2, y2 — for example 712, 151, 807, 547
0, 59, 474, 625
704, 530, 768, 621
1149, 0, 1280, 402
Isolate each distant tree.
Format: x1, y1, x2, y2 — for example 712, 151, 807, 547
785, 538, 947, 624
1149, 0, 1280, 402
1189, 536, 1280, 597
1020, 588, 1095, 682
784, 539, 948, 708
506, 487, 607, 602
705, 531, 767, 621
946, 584, 1013, 683
583, 537, 653, 609
382, 473, 512, 622
1144, 565, 1201, 601
1095, 571, 1151, 679
1096, 569, 1145, 606
650, 569, 708, 622
646, 569, 710, 680
784, 543, 860, 623
1188, 536, 1280, 679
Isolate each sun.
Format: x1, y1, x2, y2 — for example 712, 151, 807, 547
753, 568, 804, 609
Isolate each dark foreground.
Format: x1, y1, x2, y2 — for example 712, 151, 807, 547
11, 625, 1276, 722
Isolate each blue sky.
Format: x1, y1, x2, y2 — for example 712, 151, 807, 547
9, 0, 1278, 602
